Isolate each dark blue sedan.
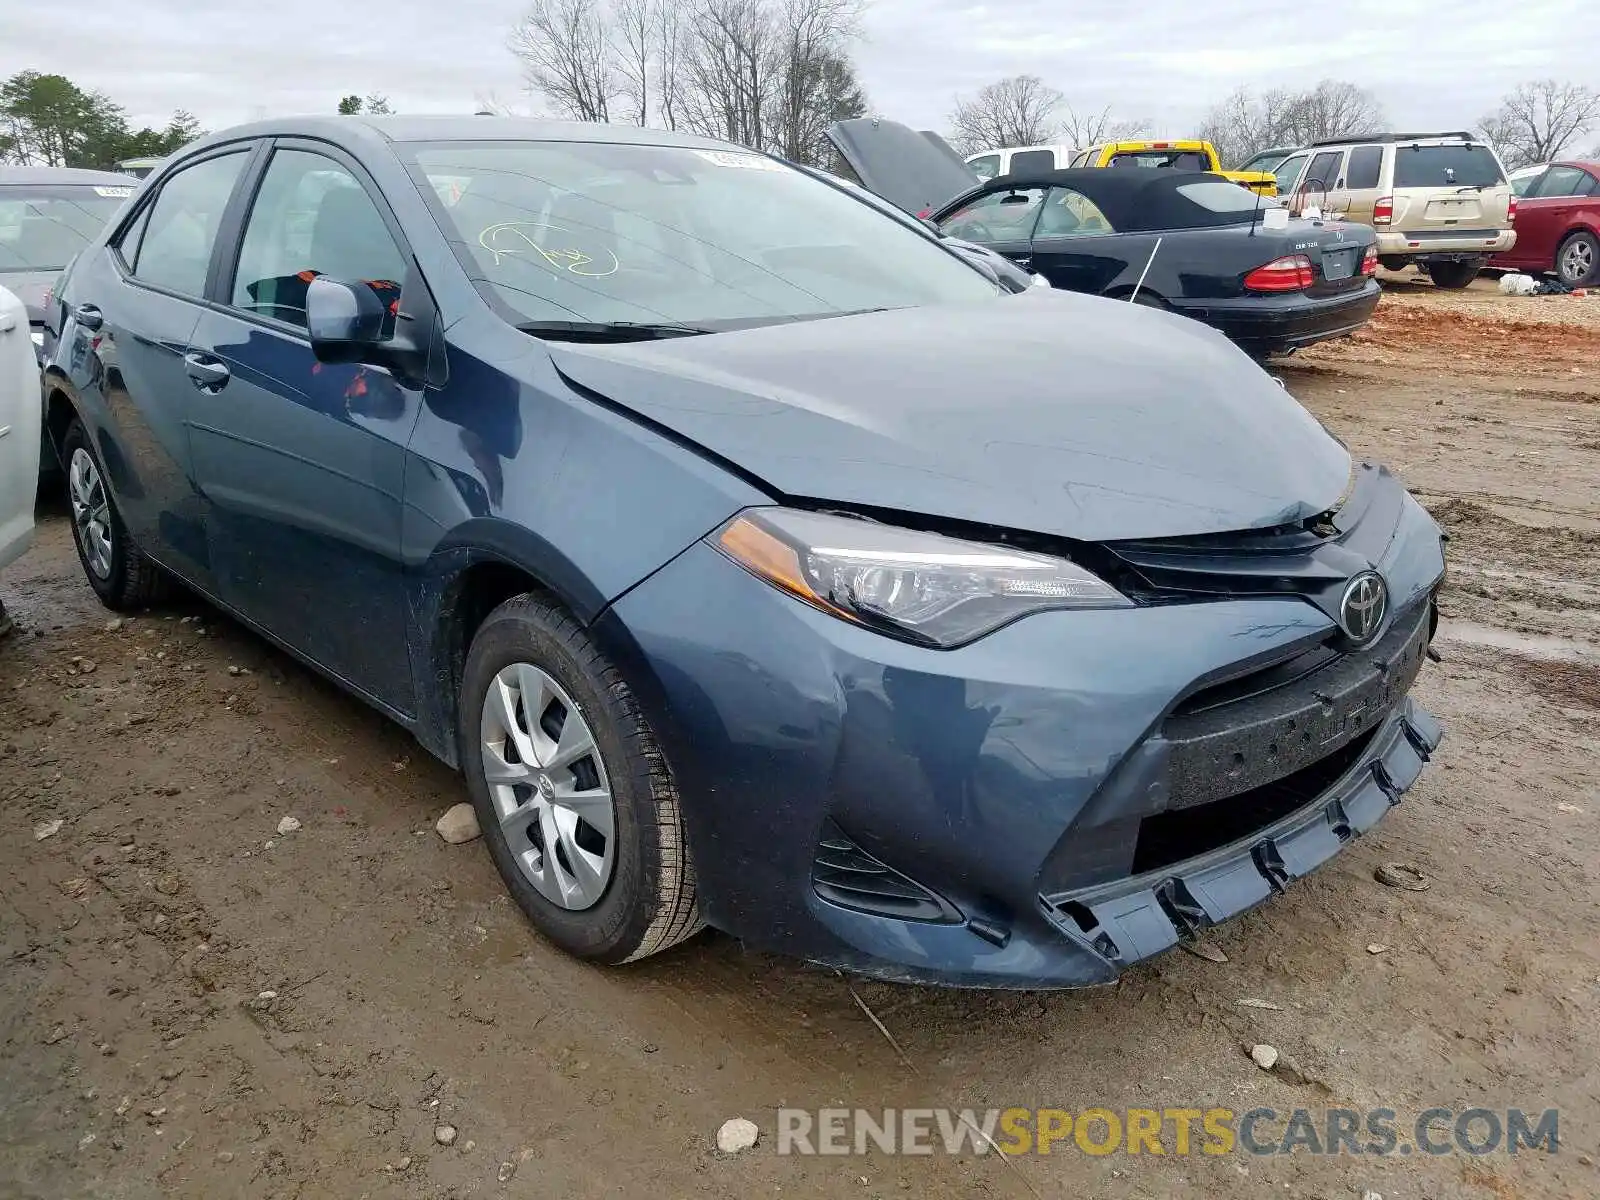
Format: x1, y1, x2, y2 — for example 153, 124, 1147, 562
42, 117, 1445, 987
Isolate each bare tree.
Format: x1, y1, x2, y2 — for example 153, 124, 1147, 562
651, 1, 686, 130
1199, 81, 1384, 167
1283, 80, 1384, 144
508, 0, 618, 122
506, 0, 865, 162
1478, 80, 1600, 168
613, 0, 653, 125
947, 75, 1063, 154
771, 0, 863, 162
1058, 103, 1147, 150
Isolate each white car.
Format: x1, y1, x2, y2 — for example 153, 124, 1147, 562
0, 283, 42, 627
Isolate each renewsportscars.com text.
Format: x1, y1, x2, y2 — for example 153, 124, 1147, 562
776, 1106, 1559, 1157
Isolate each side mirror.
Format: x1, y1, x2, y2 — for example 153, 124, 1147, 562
306, 277, 391, 364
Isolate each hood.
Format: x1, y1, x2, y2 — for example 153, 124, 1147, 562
547, 291, 1352, 542
826, 118, 976, 215
0, 271, 56, 325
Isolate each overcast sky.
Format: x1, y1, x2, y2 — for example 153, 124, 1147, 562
2, 0, 1590, 138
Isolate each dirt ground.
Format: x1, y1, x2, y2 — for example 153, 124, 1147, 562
3, 277, 1599, 1200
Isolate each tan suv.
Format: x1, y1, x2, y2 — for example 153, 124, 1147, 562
1272, 133, 1516, 288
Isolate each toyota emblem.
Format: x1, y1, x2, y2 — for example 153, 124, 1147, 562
1339, 571, 1388, 643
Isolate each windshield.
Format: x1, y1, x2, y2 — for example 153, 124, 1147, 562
406, 141, 997, 329
1393, 144, 1505, 188
0, 185, 131, 271
1238, 149, 1291, 173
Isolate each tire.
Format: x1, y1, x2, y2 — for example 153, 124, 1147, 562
61, 420, 171, 611
1425, 260, 1480, 290
457, 592, 702, 963
1556, 230, 1598, 287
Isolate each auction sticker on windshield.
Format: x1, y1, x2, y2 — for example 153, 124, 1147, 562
693, 149, 782, 170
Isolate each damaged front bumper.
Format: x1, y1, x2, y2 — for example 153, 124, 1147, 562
597, 475, 1446, 988
1042, 697, 1440, 970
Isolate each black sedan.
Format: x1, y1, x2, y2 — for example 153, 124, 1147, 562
827, 119, 1381, 356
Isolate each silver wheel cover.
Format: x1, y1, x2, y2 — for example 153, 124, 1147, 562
479, 663, 616, 910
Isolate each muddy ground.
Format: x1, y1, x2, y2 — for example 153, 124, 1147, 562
3, 278, 1599, 1200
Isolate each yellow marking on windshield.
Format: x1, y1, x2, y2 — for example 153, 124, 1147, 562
477, 221, 620, 277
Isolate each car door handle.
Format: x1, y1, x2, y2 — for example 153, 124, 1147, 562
184, 353, 231, 392
74, 304, 104, 331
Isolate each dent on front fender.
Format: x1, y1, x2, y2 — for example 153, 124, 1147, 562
396, 326, 771, 763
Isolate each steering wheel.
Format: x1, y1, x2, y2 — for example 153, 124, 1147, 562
950, 218, 996, 242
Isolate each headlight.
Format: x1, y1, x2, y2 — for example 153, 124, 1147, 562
711, 507, 1130, 647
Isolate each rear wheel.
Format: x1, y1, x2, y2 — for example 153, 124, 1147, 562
1556, 231, 1598, 287
61, 420, 171, 611
1425, 260, 1480, 290
458, 593, 702, 963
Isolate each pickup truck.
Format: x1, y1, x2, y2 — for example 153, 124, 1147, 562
1069, 140, 1279, 196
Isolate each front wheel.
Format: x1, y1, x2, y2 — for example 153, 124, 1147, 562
61, 420, 171, 611
1425, 260, 1481, 290
1557, 231, 1598, 287
457, 593, 702, 963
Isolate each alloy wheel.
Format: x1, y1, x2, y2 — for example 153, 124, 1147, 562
1560, 238, 1594, 284
68, 448, 113, 581
479, 662, 615, 910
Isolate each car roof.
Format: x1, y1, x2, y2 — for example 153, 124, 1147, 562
1307, 131, 1478, 147
181, 114, 739, 153
1555, 159, 1600, 174
955, 168, 1271, 233
0, 165, 137, 186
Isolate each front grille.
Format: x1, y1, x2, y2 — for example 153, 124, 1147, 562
1131, 725, 1379, 875
1172, 638, 1342, 717
812, 821, 961, 924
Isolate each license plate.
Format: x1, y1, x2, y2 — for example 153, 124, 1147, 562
1322, 248, 1356, 280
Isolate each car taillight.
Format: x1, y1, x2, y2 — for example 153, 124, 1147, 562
1360, 246, 1378, 276
1507, 195, 1517, 224
1373, 196, 1393, 226
1244, 254, 1315, 292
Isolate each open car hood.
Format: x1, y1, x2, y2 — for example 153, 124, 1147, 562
547, 290, 1353, 543
825, 118, 977, 215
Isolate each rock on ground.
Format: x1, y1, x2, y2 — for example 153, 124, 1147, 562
717, 1117, 759, 1154
436, 803, 481, 844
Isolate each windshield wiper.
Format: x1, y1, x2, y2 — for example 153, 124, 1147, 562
515, 320, 715, 343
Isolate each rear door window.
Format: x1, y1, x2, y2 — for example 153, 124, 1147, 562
1008, 150, 1056, 175
1035, 188, 1115, 237
1531, 165, 1593, 198
1393, 144, 1504, 188
1345, 146, 1383, 190
131, 152, 249, 296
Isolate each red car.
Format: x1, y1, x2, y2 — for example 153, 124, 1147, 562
1490, 160, 1600, 286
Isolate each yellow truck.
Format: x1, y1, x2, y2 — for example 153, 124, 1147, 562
1069, 140, 1279, 197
